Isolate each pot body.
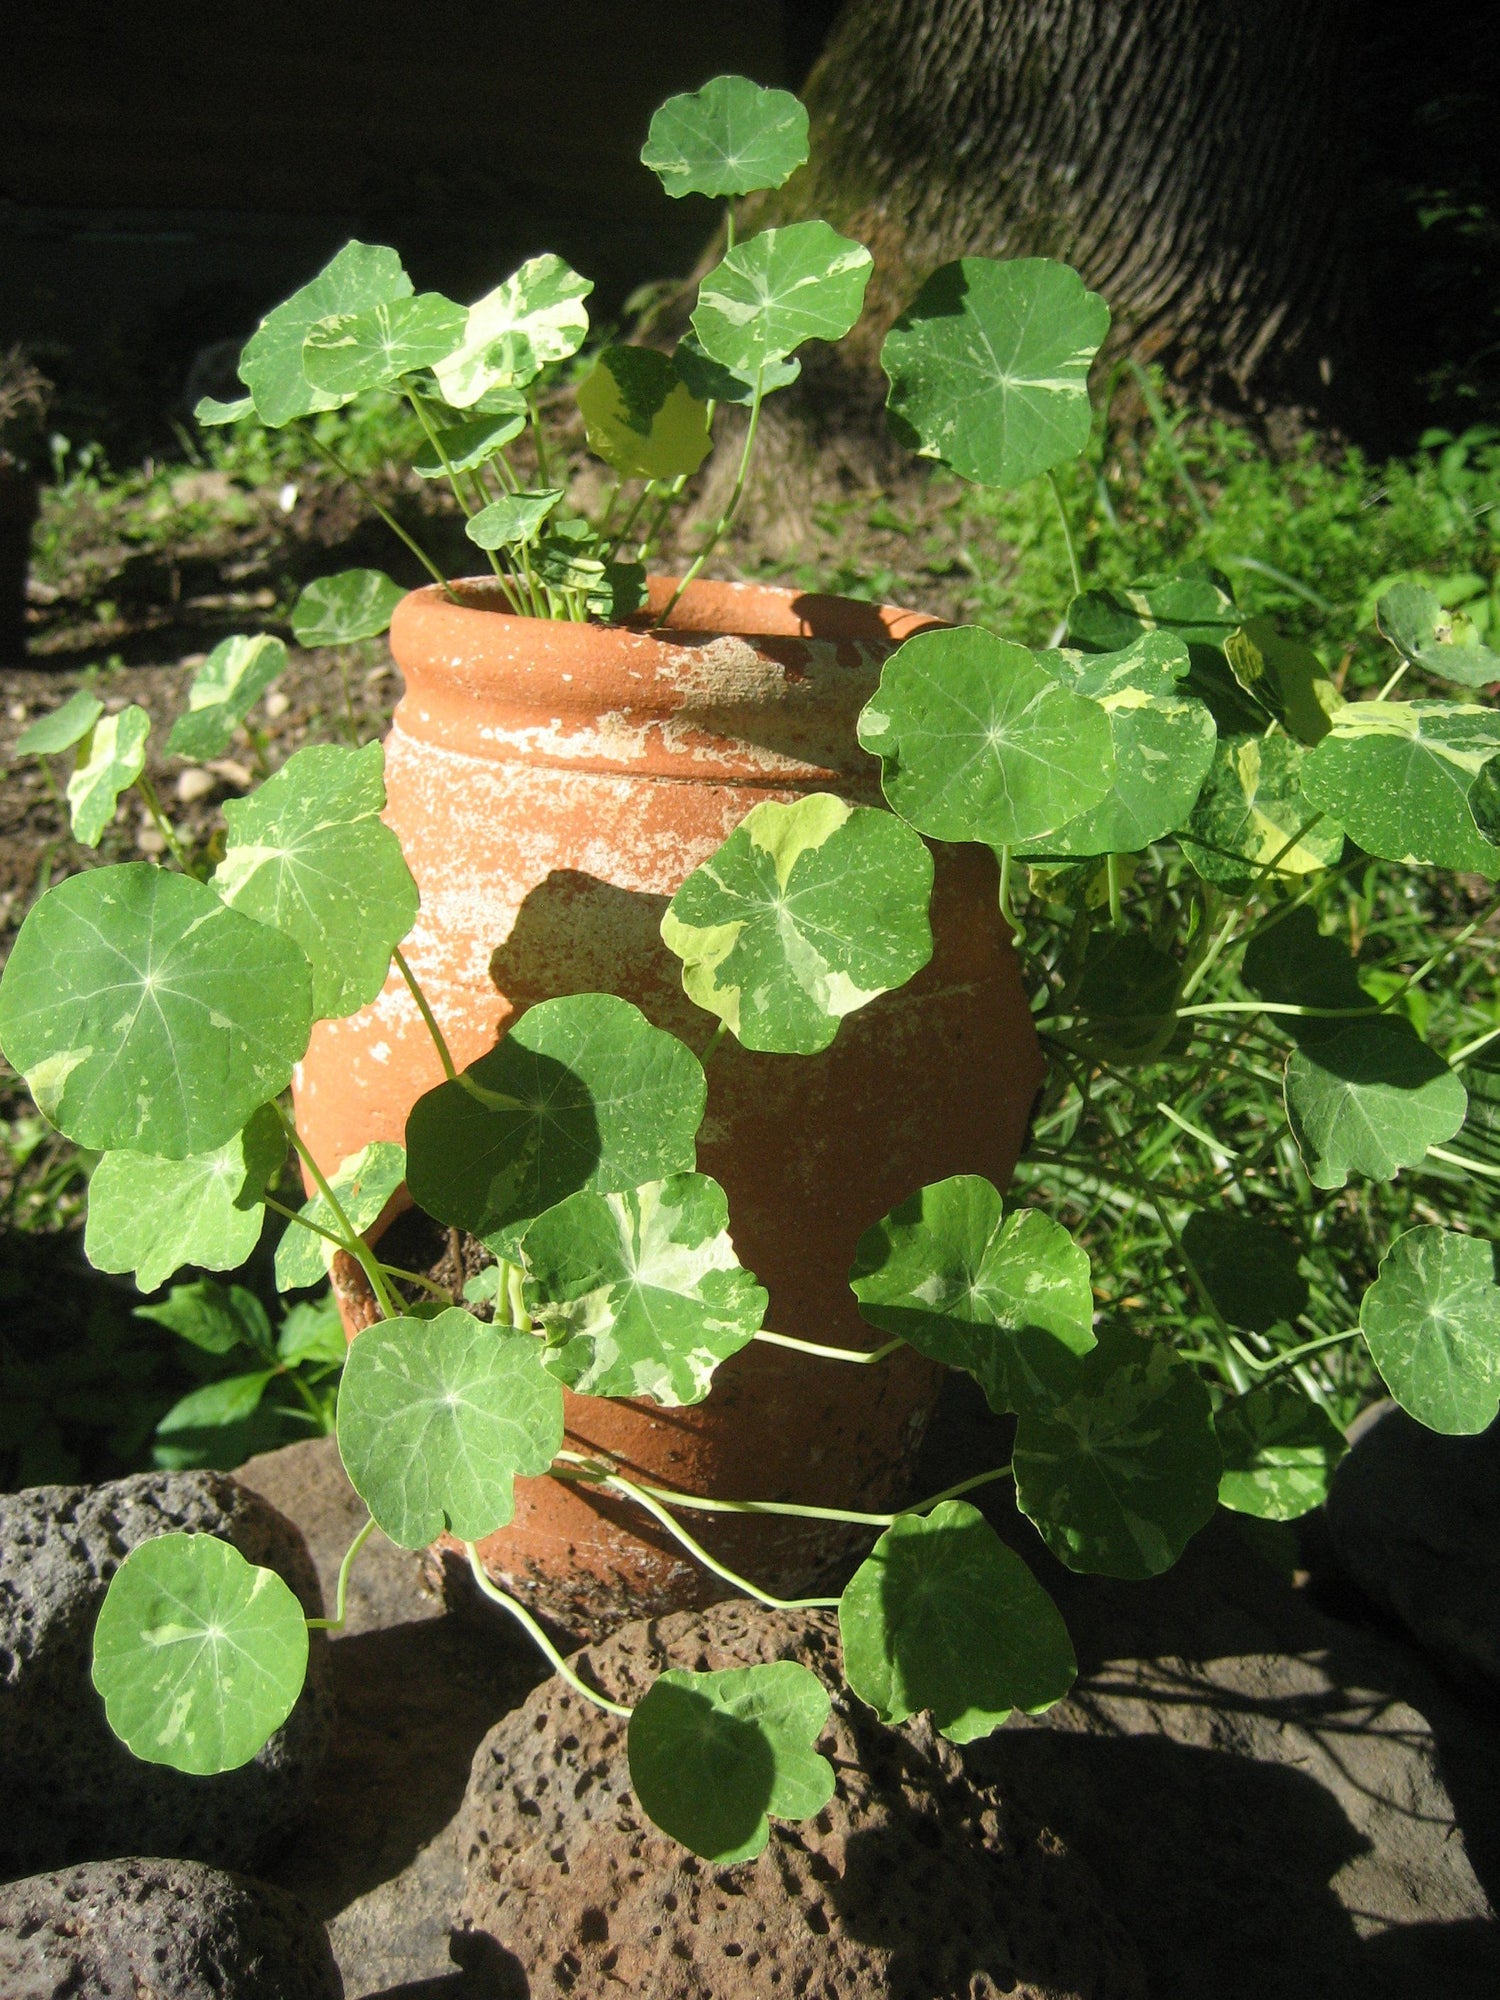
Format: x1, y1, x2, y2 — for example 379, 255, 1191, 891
294, 577, 1043, 1632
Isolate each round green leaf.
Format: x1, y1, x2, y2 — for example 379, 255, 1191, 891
16, 689, 104, 757
67, 705, 150, 847
673, 331, 799, 407
1359, 1225, 1500, 1434
1182, 733, 1344, 886
1012, 1328, 1222, 1578
522, 1173, 766, 1406
213, 741, 418, 1022
411, 403, 527, 478
433, 254, 592, 407
857, 626, 1115, 847
641, 75, 809, 199
91, 1532, 309, 1774
1068, 570, 1241, 659
290, 569, 405, 647
1378, 581, 1500, 689
194, 393, 254, 428
274, 1138, 406, 1290
405, 993, 705, 1256
1038, 630, 1192, 702
302, 292, 466, 396
1240, 905, 1372, 1049
86, 1102, 285, 1292
0, 862, 312, 1158
881, 257, 1109, 489
336, 1307, 564, 1547
576, 346, 711, 481
168, 634, 288, 761
465, 489, 563, 550
1284, 1023, 1467, 1190
1301, 700, 1500, 877
660, 794, 933, 1055
239, 240, 413, 428
849, 1175, 1094, 1414
1215, 1381, 1348, 1521
690, 222, 874, 376
838, 1501, 1075, 1742
628, 1661, 834, 1864
1223, 618, 1338, 744
1029, 685, 1216, 857
1180, 1211, 1308, 1334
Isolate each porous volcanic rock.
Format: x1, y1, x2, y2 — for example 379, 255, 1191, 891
455, 1599, 1145, 2000
0, 1856, 342, 1999
0, 1468, 332, 1876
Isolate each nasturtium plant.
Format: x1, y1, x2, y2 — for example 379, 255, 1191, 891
849, 1176, 1095, 1413
881, 257, 1109, 489
522, 1174, 766, 1405
1358, 1226, 1500, 1433
169, 633, 288, 761
660, 794, 933, 1054
26, 70, 1496, 1877
406, 993, 706, 1254
627, 1662, 834, 1865
92, 1533, 309, 1773
839, 1503, 1076, 1741
337, 1308, 564, 1546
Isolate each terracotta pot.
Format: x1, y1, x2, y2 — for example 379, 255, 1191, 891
294, 576, 1044, 1633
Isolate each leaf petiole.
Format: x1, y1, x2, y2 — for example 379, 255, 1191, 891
306, 1514, 376, 1631
753, 1329, 905, 1366
464, 1543, 631, 1716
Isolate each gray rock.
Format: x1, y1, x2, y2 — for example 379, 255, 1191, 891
0, 1469, 333, 1877
456, 1598, 1146, 2000
0, 1856, 342, 1999
1325, 1398, 1500, 1688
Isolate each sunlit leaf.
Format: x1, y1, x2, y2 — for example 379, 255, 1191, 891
274, 1140, 406, 1291
882, 257, 1108, 489
641, 75, 809, 198
239, 240, 413, 427
1029, 683, 1216, 858
576, 346, 711, 481
411, 402, 526, 478
1223, 619, 1339, 744
1284, 1022, 1467, 1190
1180, 1211, 1308, 1334
465, 488, 563, 550
86, 1103, 284, 1292
857, 625, 1114, 846
433, 254, 592, 407
406, 994, 705, 1258
1012, 1328, 1222, 1578
276, 1293, 347, 1367
15, 689, 104, 757
1215, 1381, 1347, 1520
1378, 580, 1500, 689
213, 741, 418, 1021
849, 1175, 1094, 1413
168, 634, 288, 761
92, 1532, 309, 1773
290, 569, 405, 647
302, 292, 467, 395
1182, 733, 1344, 886
628, 1661, 833, 1864
661, 794, 933, 1054
839, 1502, 1074, 1742
157, 1370, 277, 1440
522, 1173, 765, 1405
673, 331, 799, 407
1301, 700, 1500, 876
0, 862, 311, 1157
336, 1307, 563, 1547
194, 394, 254, 427
1038, 630, 1191, 701
1359, 1225, 1500, 1434
691, 223, 873, 376
1067, 569, 1241, 661
67, 705, 150, 847
135, 1278, 273, 1357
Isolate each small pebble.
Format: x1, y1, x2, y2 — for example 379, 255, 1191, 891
207, 758, 255, 789
7, 701, 27, 722
136, 825, 167, 855
265, 690, 291, 720
278, 483, 299, 514
176, 767, 216, 804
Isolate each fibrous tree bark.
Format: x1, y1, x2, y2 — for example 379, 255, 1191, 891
758, 0, 1360, 404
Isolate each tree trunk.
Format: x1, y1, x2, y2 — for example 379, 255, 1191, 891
759, 0, 1360, 405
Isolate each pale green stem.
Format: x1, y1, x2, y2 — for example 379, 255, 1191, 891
1426, 1144, 1500, 1181
306, 1516, 376, 1630
1046, 468, 1083, 597
1375, 660, 1410, 701
1106, 852, 1124, 928
296, 423, 453, 596
658, 361, 766, 625
392, 945, 524, 1111
263, 1193, 346, 1251
552, 1452, 1013, 1528
1228, 1327, 1362, 1378
598, 1472, 841, 1611
277, 1104, 401, 1321
753, 1329, 905, 1366
997, 844, 1023, 945
526, 392, 553, 489
605, 483, 653, 563
464, 1544, 632, 1717
132, 774, 192, 872
1154, 1100, 1238, 1158
1449, 1021, 1500, 1068
699, 1020, 729, 1066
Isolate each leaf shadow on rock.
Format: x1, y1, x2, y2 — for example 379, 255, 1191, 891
902, 1372, 1500, 1999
